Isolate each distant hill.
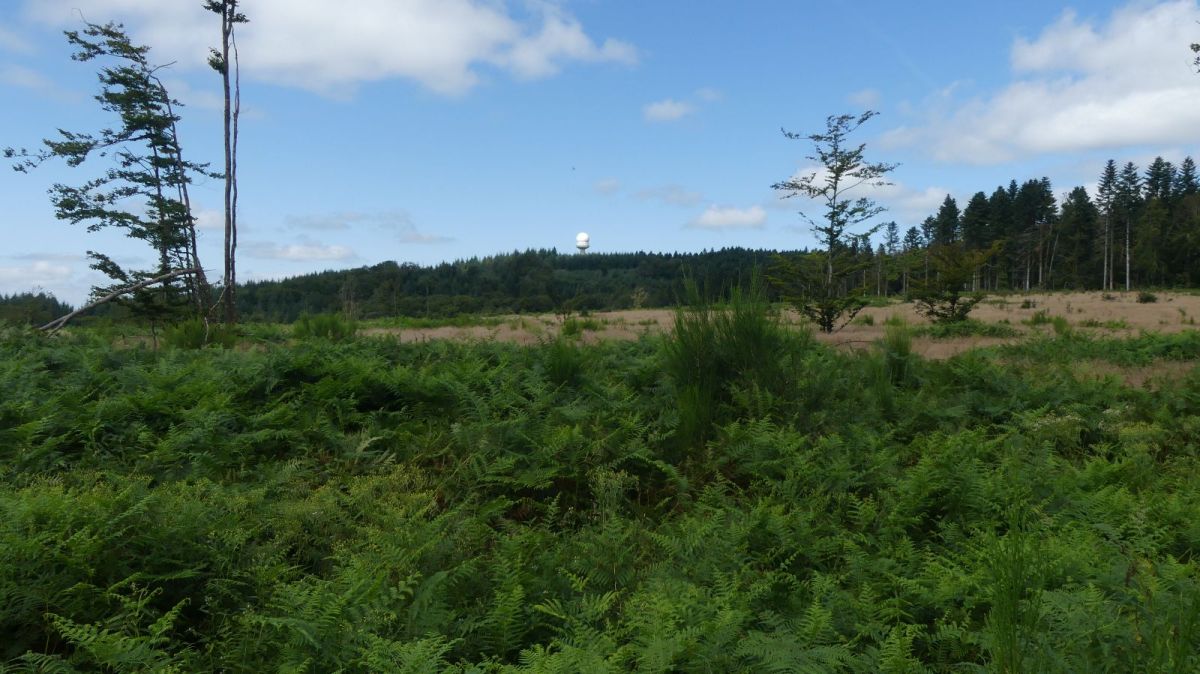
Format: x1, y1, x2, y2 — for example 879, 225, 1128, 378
237, 247, 794, 321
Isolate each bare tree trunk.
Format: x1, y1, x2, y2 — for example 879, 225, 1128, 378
1125, 217, 1131, 290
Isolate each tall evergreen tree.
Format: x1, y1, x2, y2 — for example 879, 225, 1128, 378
1058, 186, 1099, 289
986, 185, 1014, 289
1175, 156, 1198, 196
1096, 160, 1118, 290
932, 195, 960, 245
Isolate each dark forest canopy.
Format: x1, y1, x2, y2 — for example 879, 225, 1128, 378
237, 153, 1200, 322
236, 247, 792, 321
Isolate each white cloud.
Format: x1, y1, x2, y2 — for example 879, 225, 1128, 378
688, 205, 767, 230
193, 208, 224, 231
635, 184, 704, 207
593, 177, 621, 195
285, 211, 451, 243
0, 63, 78, 101
886, 0, 1200, 163
245, 241, 356, 262
23, 0, 636, 96
848, 88, 881, 108
0, 260, 73, 283
0, 24, 32, 53
643, 98, 694, 122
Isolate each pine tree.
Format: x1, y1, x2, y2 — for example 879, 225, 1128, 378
932, 195, 960, 245
4, 21, 211, 320
1058, 187, 1099, 289
987, 185, 1014, 289
1096, 160, 1118, 290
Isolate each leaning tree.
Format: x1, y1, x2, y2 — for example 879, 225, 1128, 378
5, 21, 212, 326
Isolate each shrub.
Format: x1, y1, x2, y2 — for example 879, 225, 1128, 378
293, 313, 357, 341
1026, 310, 1052, 326
543, 336, 584, 386
1051, 315, 1072, 337
163, 318, 237, 349
881, 318, 913, 385
1137, 291, 1158, 304
915, 319, 1020, 339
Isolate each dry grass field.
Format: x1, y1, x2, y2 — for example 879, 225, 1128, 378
366, 291, 1200, 351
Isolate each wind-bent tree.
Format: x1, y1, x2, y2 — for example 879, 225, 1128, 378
771, 111, 897, 332
5, 22, 211, 321
205, 0, 247, 324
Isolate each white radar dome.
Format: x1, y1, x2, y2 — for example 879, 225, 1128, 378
575, 232, 590, 252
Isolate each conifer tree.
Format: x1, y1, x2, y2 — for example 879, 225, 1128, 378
932, 195, 960, 245
1096, 160, 1118, 290
4, 21, 211, 319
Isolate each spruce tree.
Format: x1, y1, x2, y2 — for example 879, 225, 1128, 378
1096, 160, 1118, 290
932, 195, 960, 245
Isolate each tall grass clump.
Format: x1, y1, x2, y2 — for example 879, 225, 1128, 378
663, 274, 801, 449
881, 317, 913, 386
162, 318, 237, 349
293, 313, 357, 341
543, 336, 584, 386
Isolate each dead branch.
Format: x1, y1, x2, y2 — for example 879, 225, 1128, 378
39, 267, 202, 334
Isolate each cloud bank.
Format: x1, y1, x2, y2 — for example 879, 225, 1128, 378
23, 0, 637, 96
884, 0, 1200, 163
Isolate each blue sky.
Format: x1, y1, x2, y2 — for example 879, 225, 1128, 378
3, 0, 1200, 305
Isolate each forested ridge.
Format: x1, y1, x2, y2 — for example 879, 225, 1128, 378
233, 155, 1200, 322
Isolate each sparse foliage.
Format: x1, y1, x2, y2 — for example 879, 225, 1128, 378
772, 111, 897, 332
4, 22, 212, 322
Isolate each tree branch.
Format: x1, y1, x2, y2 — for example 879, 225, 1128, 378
39, 267, 203, 334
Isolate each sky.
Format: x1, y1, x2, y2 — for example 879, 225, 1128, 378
3, 0, 1200, 306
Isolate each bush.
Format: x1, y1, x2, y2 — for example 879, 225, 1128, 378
1026, 310, 1052, 326
915, 319, 1020, 339
543, 336, 584, 386
293, 313, 357, 341
1137, 291, 1158, 304
162, 318, 237, 349
881, 318, 913, 385
664, 275, 799, 449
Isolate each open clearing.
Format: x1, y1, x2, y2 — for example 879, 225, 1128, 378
363, 290, 1200, 351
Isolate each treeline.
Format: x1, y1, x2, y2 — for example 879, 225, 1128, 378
859, 155, 1200, 295
0, 292, 73, 326
236, 248, 782, 321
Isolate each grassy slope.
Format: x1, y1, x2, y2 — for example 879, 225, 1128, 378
2, 318, 1200, 672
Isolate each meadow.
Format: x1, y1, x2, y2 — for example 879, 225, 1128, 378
3, 290, 1200, 672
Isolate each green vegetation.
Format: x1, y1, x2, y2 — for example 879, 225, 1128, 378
3, 312, 1200, 671
293, 312, 358, 341
913, 319, 1021, 339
